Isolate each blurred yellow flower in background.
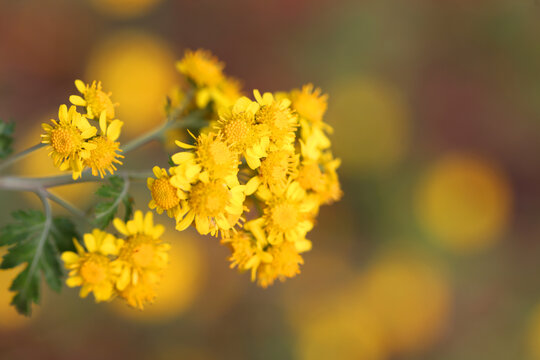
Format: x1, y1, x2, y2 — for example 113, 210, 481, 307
111, 232, 204, 323
86, 30, 176, 137
329, 77, 410, 174
415, 153, 512, 253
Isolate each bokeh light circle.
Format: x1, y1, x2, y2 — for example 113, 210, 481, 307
86, 30, 177, 138
329, 77, 410, 174
415, 153, 512, 253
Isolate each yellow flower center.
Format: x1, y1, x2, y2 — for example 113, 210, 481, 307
297, 162, 324, 191
222, 115, 252, 151
50, 126, 82, 156
257, 105, 287, 130
132, 243, 155, 268
207, 141, 231, 165
270, 202, 299, 232
189, 181, 230, 217
86, 136, 122, 176
119, 235, 158, 269
80, 256, 108, 284
259, 151, 291, 187
151, 178, 180, 210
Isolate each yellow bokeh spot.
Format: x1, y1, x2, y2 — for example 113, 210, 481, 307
329, 77, 410, 174
88, 0, 164, 19
362, 250, 452, 355
15, 123, 96, 208
527, 303, 540, 359
416, 153, 512, 253
86, 31, 177, 137
111, 233, 204, 322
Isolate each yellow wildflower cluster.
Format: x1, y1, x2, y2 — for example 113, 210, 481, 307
61, 211, 170, 309
148, 49, 342, 288
41, 80, 123, 179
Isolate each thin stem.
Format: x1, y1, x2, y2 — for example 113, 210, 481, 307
0, 170, 151, 192
45, 190, 88, 220
0, 143, 45, 173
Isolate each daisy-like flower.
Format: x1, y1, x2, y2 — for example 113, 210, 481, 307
41, 104, 97, 179
69, 80, 116, 120
259, 182, 317, 246
172, 131, 239, 181
148, 166, 185, 218
255, 241, 305, 288
61, 229, 123, 302
112, 211, 170, 309
215, 96, 269, 169
221, 229, 273, 279
253, 90, 298, 151
175, 176, 246, 237
245, 149, 299, 196
290, 83, 328, 125
84, 111, 124, 178
176, 49, 224, 88
297, 160, 326, 194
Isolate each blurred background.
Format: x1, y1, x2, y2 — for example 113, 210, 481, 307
0, 0, 540, 359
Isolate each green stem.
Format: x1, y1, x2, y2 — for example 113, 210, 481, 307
45, 190, 88, 221
0, 143, 45, 173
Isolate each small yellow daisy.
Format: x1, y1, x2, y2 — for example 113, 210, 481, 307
175, 176, 246, 236
245, 149, 299, 195
215, 96, 269, 169
84, 111, 124, 178
41, 104, 97, 179
253, 90, 298, 151
70, 79, 116, 120
112, 211, 170, 309
61, 229, 123, 302
255, 241, 304, 288
290, 83, 328, 124
148, 166, 185, 218
176, 49, 224, 88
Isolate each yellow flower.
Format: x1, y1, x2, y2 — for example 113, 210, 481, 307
84, 112, 124, 178
175, 176, 246, 236
256, 241, 304, 288
297, 152, 343, 206
215, 96, 269, 169
41, 104, 97, 179
245, 149, 299, 195
299, 119, 331, 161
259, 182, 317, 245
173, 131, 239, 181
70, 79, 116, 120
112, 211, 170, 309
176, 49, 224, 88
254, 90, 298, 151
290, 83, 328, 124
221, 229, 272, 276
61, 229, 122, 302
148, 166, 185, 218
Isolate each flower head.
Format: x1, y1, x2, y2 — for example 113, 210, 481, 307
84, 111, 124, 178
70, 80, 116, 120
216, 97, 269, 169
112, 211, 170, 309
246, 149, 299, 195
176, 49, 224, 88
290, 84, 328, 124
260, 182, 317, 245
148, 166, 185, 218
173, 131, 239, 181
61, 229, 122, 302
255, 241, 304, 288
254, 90, 298, 151
175, 177, 246, 237
41, 104, 97, 179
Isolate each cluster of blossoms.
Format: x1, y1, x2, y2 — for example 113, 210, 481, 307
61, 211, 170, 309
148, 49, 342, 287
41, 80, 124, 179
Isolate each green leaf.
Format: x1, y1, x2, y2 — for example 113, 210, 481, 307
0, 120, 15, 158
93, 176, 133, 229
0, 210, 80, 315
